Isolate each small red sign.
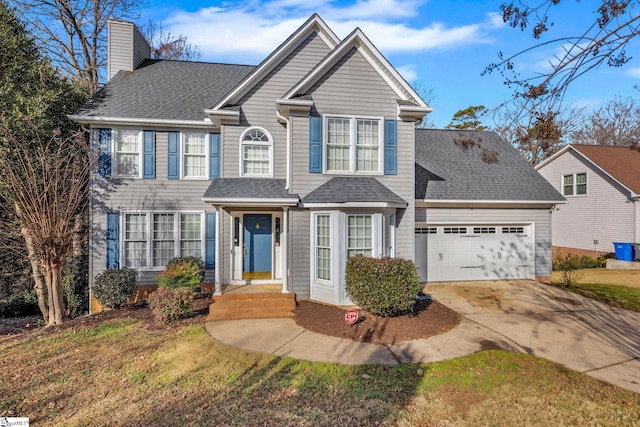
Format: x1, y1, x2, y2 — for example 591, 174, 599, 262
345, 309, 359, 325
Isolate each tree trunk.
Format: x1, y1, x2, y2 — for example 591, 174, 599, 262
21, 226, 48, 321
46, 262, 66, 326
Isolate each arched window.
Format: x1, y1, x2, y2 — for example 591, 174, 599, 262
240, 127, 272, 176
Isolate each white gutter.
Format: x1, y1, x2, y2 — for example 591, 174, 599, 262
300, 201, 407, 209
201, 197, 299, 206
275, 109, 292, 191
416, 199, 568, 205
68, 115, 214, 128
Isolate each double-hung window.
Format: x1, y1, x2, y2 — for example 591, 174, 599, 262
124, 212, 204, 269
183, 132, 207, 178
114, 129, 141, 177
347, 215, 373, 257
315, 214, 331, 281
562, 172, 587, 196
326, 116, 381, 173
240, 127, 272, 176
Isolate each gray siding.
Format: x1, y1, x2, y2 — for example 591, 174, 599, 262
221, 32, 331, 179
418, 207, 553, 278
291, 208, 311, 298
107, 21, 150, 81
91, 128, 216, 285
537, 149, 636, 252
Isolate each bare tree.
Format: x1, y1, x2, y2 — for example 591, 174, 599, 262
9, 0, 140, 93
571, 96, 640, 146
143, 20, 201, 61
484, 1, 640, 102
411, 81, 436, 128
493, 98, 584, 164
0, 123, 91, 326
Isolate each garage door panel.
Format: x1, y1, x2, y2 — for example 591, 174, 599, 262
421, 225, 534, 282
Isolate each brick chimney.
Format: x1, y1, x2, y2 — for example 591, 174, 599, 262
107, 20, 151, 81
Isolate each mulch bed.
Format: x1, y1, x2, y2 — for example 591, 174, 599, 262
294, 297, 461, 345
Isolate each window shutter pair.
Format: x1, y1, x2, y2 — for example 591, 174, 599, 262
307, 117, 397, 174
96, 129, 156, 178
167, 132, 220, 179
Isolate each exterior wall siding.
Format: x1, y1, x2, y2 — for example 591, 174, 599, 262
537, 149, 636, 253
290, 208, 311, 299
418, 207, 554, 279
221, 32, 331, 179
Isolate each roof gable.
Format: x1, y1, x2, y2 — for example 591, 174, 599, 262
537, 144, 640, 196
209, 14, 340, 111
283, 28, 431, 116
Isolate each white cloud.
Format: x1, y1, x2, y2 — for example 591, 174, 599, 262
161, 1, 500, 63
626, 67, 640, 78
396, 64, 418, 82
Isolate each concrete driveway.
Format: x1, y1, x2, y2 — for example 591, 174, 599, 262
420, 280, 640, 394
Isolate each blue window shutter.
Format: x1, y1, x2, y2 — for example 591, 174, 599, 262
309, 116, 322, 173
209, 133, 220, 179
97, 128, 112, 177
205, 213, 216, 269
384, 119, 397, 175
106, 212, 120, 269
167, 132, 179, 179
142, 130, 156, 179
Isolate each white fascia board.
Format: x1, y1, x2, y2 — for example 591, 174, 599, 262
202, 109, 240, 117
276, 98, 314, 107
534, 145, 572, 169
416, 199, 568, 206
300, 201, 407, 208
201, 197, 300, 207
68, 115, 214, 128
284, 28, 430, 110
211, 15, 340, 111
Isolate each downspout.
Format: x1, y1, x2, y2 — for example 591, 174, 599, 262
275, 110, 291, 190
634, 196, 640, 244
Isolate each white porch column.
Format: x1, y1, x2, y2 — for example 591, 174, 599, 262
281, 206, 289, 293
214, 205, 223, 296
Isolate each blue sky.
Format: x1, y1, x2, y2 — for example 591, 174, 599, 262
141, 0, 639, 128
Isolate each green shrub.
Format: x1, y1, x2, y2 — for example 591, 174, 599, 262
345, 255, 420, 317
92, 268, 138, 309
148, 287, 193, 323
62, 247, 89, 318
552, 252, 584, 286
0, 295, 39, 318
156, 256, 205, 290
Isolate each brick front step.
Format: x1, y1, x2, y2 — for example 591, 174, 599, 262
207, 292, 296, 321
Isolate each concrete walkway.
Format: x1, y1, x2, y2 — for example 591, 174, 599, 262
206, 280, 640, 394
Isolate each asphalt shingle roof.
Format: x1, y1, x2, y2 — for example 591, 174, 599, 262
302, 177, 406, 204
415, 129, 565, 202
76, 59, 255, 121
571, 144, 640, 194
203, 179, 299, 201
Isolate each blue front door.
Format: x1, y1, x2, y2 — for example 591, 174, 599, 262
243, 214, 272, 279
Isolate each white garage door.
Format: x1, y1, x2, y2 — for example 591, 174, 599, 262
415, 225, 534, 282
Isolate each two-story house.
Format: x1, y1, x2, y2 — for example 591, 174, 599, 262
71, 15, 564, 313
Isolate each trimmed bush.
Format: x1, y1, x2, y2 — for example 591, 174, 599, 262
92, 268, 138, 309
345, 255, 420, 317
148, 287, 193, 323
156, 256, 205, 290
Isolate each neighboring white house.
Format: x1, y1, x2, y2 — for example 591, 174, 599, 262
536, 144, 640, 256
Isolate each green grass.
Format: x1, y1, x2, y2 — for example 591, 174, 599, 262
1, 320, 638, 426
558, 282, 640, 312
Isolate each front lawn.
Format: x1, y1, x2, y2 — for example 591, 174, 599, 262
551, 268, 640, 312
1, 310, 638, 426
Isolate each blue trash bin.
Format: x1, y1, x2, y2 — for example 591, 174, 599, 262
613, 242, 634, 261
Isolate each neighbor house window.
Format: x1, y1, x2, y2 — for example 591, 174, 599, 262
240, 127, 272, 176
315, 214, 331, 281
183, 132, 206, 178
114, 129, 141, 176
326, 116, 381, 173
122, 212, 204, 269
124, 213, 147, 267
347, 215, 373, 257
563, 173, 587, 196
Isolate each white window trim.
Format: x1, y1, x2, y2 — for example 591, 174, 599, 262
312, 212, 333, 284
181, 132, 209, 180
111, 129, 143, 178
562, 172, 588, 197
239, 126, 274, 177
120, 211, 206, 271
322, 114, 383, 175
